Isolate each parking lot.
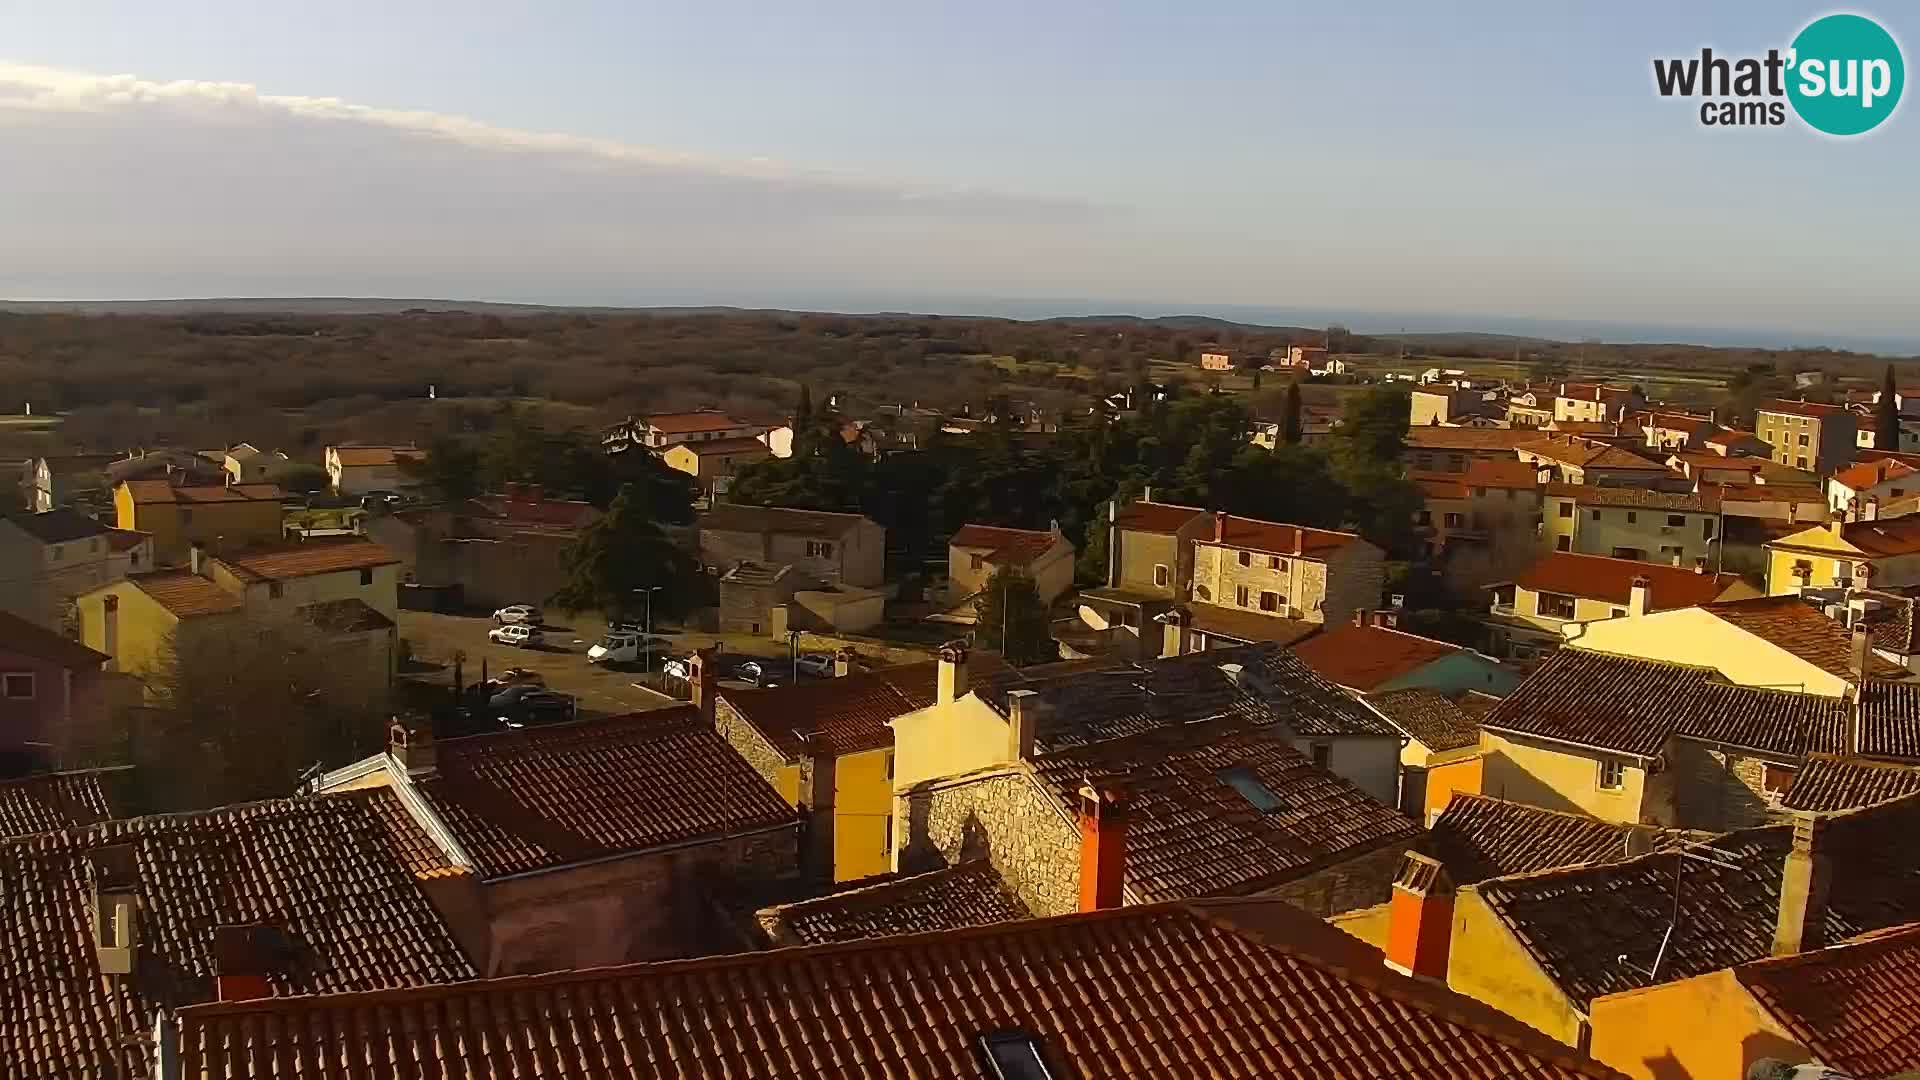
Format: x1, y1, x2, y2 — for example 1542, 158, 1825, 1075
395, 609, 825, 718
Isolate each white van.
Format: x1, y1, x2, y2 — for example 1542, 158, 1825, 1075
586, 631, 673, 665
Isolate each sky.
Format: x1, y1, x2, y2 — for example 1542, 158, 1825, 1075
1, 1, 1916, 349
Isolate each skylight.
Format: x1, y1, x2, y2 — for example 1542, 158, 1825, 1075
978, 1030, 1055, 1080
1219, 767, 1285, 813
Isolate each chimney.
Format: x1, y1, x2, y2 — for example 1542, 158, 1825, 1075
1293, 527, 1304, 556
388, 717, 437, 780
1160, 609, 1186, 659
1218, 662, 1245, 687
1772, 814, 1833, 957
937, 643, 969, 706
690, 647, 719, 724
834, 646, 857, 678
1384, 852, 1454, 982
1627, 575, 1652, 617
189, 542, 206, 577
1850, 626, 1873, 685
90, 845, 140, 976
1006, 689, 1040, 760
1352, 608, 1371, 628
1143, 485, 1154, 503
1864, 496, 1879, 522
1213, 510, 1226, 543
1106, 500, 1120, 589
212, 925, 280, 1002
1076, 784, 1130, 912
797, 741, 837, 882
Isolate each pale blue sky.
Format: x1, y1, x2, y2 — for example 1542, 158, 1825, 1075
1, 2, 1914, 348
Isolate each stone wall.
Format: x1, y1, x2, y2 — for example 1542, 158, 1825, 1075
1255, 842, 1407, 918
1670, 739, 1784, 832
482, 825, 797, 976
713, 698, 791, 790
897, 770, 1080, 917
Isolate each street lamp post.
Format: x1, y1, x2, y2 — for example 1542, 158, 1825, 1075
787, 629, 803, 683
634, 585, 664, 673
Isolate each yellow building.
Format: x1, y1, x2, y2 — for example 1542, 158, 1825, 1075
1564, 593, 1906, 697
712, 653, 1003, 883
662, 437, 772, 498
942, 523, 1075, 615
1539, 483, 1721, 566
114, 479, 284, 566
1486, 550, 1757, 663
76, 538, 401, 690
1765, 514, 1920, 595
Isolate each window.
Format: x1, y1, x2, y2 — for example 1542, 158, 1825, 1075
1660, 545, 1684, 560
1153, 564, 1170, 588
1798, 434, 1811, 446
1536, 592, 1577, 619
1473, 487, 1488, 498
1416, 510, 1433, 526
1444, 512, 1463, 528
1236, 585, 1250, 607
1194, 584, 1211, 602
1556, 535, 1572, 552
1797, 456, 1809, 470
1259, 591, 1280, 612
1557, 501, 1573, 519
970, 554, 984, 572
884, 752, 894, 781
883, 815, 893, 856
1590, 508, 1602, 521
978, 1031, 1057, 1080
1268, 555, 1281, 570
806, 540, 834, 558
1237, 550, 1251, 568
1220, 767, 1286, 811
1762, 762, 1797, 795
354, 568, 373, 587
1, 674, 33, 699
1702, 518, 1715, 539
1666, 514, 1685, 527
267, 582, 283, 599
1598, 760, 1625, 790
1311, 743, 1333, 770
1611, 607, 1627, 618
1624, 511, 1636, 524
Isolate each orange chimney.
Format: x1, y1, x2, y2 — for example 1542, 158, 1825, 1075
1077, 784, 1130, 912
1384, 852, 1454, 982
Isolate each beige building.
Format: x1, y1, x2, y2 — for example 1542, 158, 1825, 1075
661, 437, 772, 499
1189, 511, 1384, 628
324, 444, 425, 495
1486, 551, 1757, 663
1540, 483, 1720, 566
222, 443, 288, 484
1755, 399, 1857, 477
1198, 348, 1235, 371
0, 510, 152, 631
1765, 515, 1920, 595
698, 503, 886, 588
1076, 498, 1210, 658
1551, 383, 1643, 424
1515, 434, 1671, 486
1827, 455, 1920, 519
943, 523, 1074, 614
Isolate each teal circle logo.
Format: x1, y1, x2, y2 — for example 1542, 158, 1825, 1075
1787, 13, 1904, 135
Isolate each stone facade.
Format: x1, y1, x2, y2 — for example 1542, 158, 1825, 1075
1255, 842, 1405, 918
897, 770, 1080, 917
1669, 739, 1787, 832
481, 824, 798, 975
713, 698, 791, 789
700, 519, 886, 589
1190, 540, 1382, 626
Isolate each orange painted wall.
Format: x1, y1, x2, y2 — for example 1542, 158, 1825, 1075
1424, 753, 1483, 823
1588, 969, 1810, 1080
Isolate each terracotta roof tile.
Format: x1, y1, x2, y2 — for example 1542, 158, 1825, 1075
0, 789, 477, 1077
1027, 721, 1419, 902
1208, 513, 1367, 557
1364, 688, 1483, 753
1851, 680, 1920, 760
1797, 517, 1920, 558
1479, 792, 1920, 1010
1759, 398, 1856, 419
1514, 551, 1742, 607
1290, 623, 1464, 691
1112, 498, 1208, 534
329, 445, 421, 467
756, 861, 1030, 945
1702, 594, 1908, 680
1833, 456, 1920, 491
1428, 794, 1662, 885
1782, 755, 1920, 812
297, 598, 394, 633
104, 528, 149, 552
1482, 649, 1853, 759
948, 523, 1061, 565
643, 412, 757, 434
0, 508, 111, 544
0, 767, 126, 837
1181, 603, 1322, 646
721, 656, 1004, 758
1405, 427, 1544, 452
124, 480, 284, 504
672, 435, 771, 456
170, 899, 1623, 1079
127, 571, 245, 619
700, 502, 874, 539
0, 608, 109, 668
1543, 483, 1720, 513
214, 539, 398, 582
1736, 922, 1920, 1076
414, 708, 797, 878
1465, 457, 1543, 488
1415, 473, 1470, 500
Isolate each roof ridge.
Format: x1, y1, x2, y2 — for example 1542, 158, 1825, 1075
434, 705, 701, 749
1735, 919, 1920, 981
759, 861, 998, 915
1476, 823, 1787, 895
0, 764, 134, 790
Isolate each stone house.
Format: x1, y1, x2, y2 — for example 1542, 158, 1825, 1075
1765, 513, 1920, 595
363, 485, 598, 612
1551, 382, 1644, 424
662, 436, 773, 499
0, 509, 152, 631
698, 504, 885, 588
317, 705, 800, 975
20, 453, 120, 513
1403, 427, 1542, 475
1515, 435, 1672, 487
1076, 497, 1210, 660
1188, 510, 1385, 628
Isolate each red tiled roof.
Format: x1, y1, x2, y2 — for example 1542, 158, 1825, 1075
1427, 794, 1656, 885
0, 767, 126, 837
1760, 398, 1855, 419
329, 445, 422, 468
1736, 922, 1920, 1077
1465, 457, 1543, 489
1182, 604, 1322, 647
413, 708, 797, 878
645, 412, 756, 434
1542, 482, 1720, 513
1290, 623, 1463, 691
215, 539, 399, 582
1833, 456, 1920, 492
1668, 451, 1764, 471
1405, 427, 1542, 452
1112, 499, 1208, 534
171, 898, 1620, 1079
1210, 513, 1366, 558
0, 608, 109, 668
1782, 755, 1920, 812
1719, 481, 1826, 503
948, 523, 1061, 565
0, 789, 478, 1077
1414, 474, 1469, 500
1702, 595, 1907, 680
720, 657, 1005, 758
700, 503, 873, 539
1704, 428, 1762, 445
105, 527, 149, 552
126, 571, 244, 619
1364, 688, 1483, 753
1515, 552, 1742, 607
1517, 435, 1668, 471
755, 861, 1031, 945
1773, 517, 1920, 558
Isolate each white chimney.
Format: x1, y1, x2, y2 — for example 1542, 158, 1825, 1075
1628, 575, 1652, 617
937, 644, 969, 706
1006, 689, 1040, 760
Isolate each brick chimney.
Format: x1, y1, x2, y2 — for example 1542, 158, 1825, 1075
1006, 689, 1041, 760
1773, 814, 1833, 956
212, 924, 281, 1002
189, 542, 206, 577
1628, 575, 1652, 617
1076, 784, 1130, 912
937, 643, 969, 706
690, 647, 718, 724
1213, 510, 1227, 543
1385, 851, 1454, 982
388, 717, 437, 780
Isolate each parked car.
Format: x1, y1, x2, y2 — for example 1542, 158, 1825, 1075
488, 624, 544, 648
489, 684, 575, 726
587, 632, 673, 665
736, 660, 781, 688
795, 653, 835, 678
493, 604, 543, 626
